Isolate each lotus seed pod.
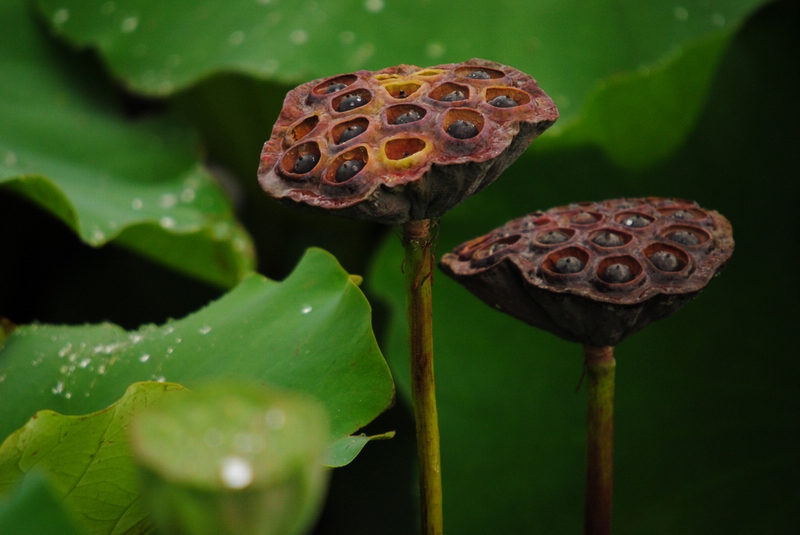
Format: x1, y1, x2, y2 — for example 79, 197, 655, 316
258, 59, 558, 225
439, 197, 734, 347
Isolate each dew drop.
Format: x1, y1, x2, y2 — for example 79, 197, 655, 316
265, 408, 286, 429
199, 325, 212, 335
53, 8, 69, 25
4, 151, 17, 167
160, 216, 176, 229
301, 305, 313, 314
139, 354, 150, 362
180, 188, 196, 203
131, 198, 143, 210
426, 42, 445, 58
121, 16, 139, 33
159, 193, 178, 208
364, 0, 384, 13
220, 456, 253, 489
52, 381, 64, 394
156, 376, 166, 382
65, 392, 72, 399
79, 358, 91, 369
58, 343, 72, 358
229, 30, 245, 45
289, 29, 308, 45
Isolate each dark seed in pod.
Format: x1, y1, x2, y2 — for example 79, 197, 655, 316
325, 83, 347, 94
467, 70, 491, 79
488, 95, 518, 108
667, 230, 700, 246
338, 125, 366, 144
670, 210, 693, 220
622, 215, 651, 228
292, 153, 318, 174
335, 160, 365, 182
537, 230, 569, 244
592, 231, 624, 247
554, 256, 584, 274
488, 242, 510, 255
650, 251, 681, 271
446, 120, 479, 139
571, 212, 598, 224
601, 263, 633, 283
337, 94, 367, 112
440, 90, 466, 102
394, 110, 422, 124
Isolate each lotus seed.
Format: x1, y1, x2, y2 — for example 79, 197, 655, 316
571, 212, 597, 224
670, 210, 693, 219
554, 256, 584, 273
337, 94, 367, 112
325, 82, 347, 94
601, 263, 633, 283
440, 90, 466, 102
538, 230, 569, 244
293, 153, 318, 173
592, 231, 624, 247
650, 251, 681, 271
446, 120, 479, 139
467, 70, 491, 79
394, 110, 422, 124
622, 215, 651, 228
489, 95, 517, 108
667, 230, 700, 245
338, 125, 366, 143
335, 160, 365, 182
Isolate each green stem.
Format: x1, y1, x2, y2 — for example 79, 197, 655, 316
583, 345, 616, 535
402, 219, 443, 535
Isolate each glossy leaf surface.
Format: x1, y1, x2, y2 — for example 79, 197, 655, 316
0, 248, 394, 447
0, 0, 253, 287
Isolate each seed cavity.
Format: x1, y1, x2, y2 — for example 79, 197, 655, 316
537, 230, 569, 244
395, 110, 422, 124
488, 95, 517, 108
619, 214, 652, 228
325, 83, 347, 94
592, 231, 624, 247
571, 212, 599, 225
467, 70, 491, 79
338, 125, 366, 144
335, 160, 365, 182
293, 154, 318, 173
337, 94, 367, 112
554, 256, 584, 274
446, 120, 479, 139
601, 263, 633, 283
667, 230, 701, 246
649, 251, 680, 271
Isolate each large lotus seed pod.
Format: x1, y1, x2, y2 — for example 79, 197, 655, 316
439, 198, 734, 347
258, 58, 558, 225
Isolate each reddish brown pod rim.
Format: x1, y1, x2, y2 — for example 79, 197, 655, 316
439, 198, 734, 346
258, 58, 558, 225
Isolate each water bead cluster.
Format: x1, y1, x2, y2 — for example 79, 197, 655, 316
258, 59, 558, 225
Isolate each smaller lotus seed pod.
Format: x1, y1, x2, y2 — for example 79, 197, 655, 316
259, 59, 558, 225
440, 198, 734, 347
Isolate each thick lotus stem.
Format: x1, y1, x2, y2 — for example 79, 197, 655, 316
403, 218, 443, 535
583, 345, 616, 535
